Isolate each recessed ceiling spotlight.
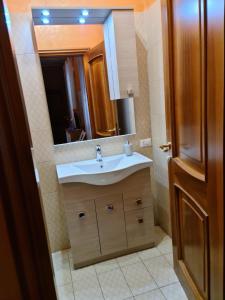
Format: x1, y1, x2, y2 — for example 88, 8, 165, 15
42, 18, 50, 24
79, 17, 86, 24
82, 9, 89, 16
42, 9, 50, 16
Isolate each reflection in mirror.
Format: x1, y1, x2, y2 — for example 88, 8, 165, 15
34, 9, 136, 145
40, 43, 135, 145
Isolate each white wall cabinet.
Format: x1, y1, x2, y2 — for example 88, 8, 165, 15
104, 10, 139, 100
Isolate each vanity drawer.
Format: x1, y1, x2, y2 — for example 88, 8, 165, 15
123, 186, 152, 212
95, 193, 127, 255
64, 199, 101, 263
125, 207, 154, 248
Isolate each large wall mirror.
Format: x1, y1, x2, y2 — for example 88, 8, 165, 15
32, 8, 137, 145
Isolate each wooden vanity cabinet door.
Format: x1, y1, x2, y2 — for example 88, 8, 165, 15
95, 193, 127, 255
123, 186, 152, 212
125, 207, 154, 248
64, 198, 101, 264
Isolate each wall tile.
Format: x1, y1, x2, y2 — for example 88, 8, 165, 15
33, 128, 54, 163
147, 44, 164, 84
16, 54, 52, 132
44, 191, 70, 251
149, 80, 165, 116
38, 162, 58, 194
145, 0, 171, 235
10, 12, 35, 54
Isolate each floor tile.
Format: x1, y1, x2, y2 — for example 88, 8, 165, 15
95, 258, 119, 274
164, 253, 173, 266
121, 262, 157, 296
135, 289, 165, 300
52, 250, 70, 271
138, 247, 161, 261
98, 268, 132, 300
157, 237, 173, 255
73, 273, 104, 300
117, 253, 141, 267
66, 248, 73, 258
57, 283, 75, 300
69, 257, 74, 270
55, 268, 72, 287
161, 282, 188, 300
71, 265, 96, 282
143, 256, 178, 287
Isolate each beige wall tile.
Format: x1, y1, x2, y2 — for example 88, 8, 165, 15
145, 0, 171, 234
10, 13, 35, 54
149, 80, 165, 116
16, 54, 52, 132
32, 128, 54, 163
38, 162, 58, 195
43, 191, 70, 251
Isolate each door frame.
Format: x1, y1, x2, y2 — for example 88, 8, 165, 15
162, 0, 225, 299
0, 1, 56, 299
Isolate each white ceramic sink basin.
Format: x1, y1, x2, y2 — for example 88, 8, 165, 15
56, 152, 153, 186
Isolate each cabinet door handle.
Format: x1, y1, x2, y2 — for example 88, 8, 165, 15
106, 204, 114, 212
136, 198, 143, 205
138, 218, 144, 224
78, 212, 86, 219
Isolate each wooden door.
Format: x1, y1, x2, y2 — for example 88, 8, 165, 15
166, 0, 224, 299
86, 42, 117, 138
0, 1, 56, 299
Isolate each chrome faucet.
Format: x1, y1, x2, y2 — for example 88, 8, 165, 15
96, 145, 103, 162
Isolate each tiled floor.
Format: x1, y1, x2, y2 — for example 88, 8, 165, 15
52, 227, 188, 300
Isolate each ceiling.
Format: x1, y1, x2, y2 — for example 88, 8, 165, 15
32, 8, 112, 25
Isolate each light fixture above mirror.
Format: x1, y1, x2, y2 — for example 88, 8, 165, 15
32, 8, 111, 25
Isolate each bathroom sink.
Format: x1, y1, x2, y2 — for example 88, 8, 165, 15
56, 152, 153, 185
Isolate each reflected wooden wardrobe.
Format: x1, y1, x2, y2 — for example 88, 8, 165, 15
83, 42, 117, 139
163, 0, 225, 299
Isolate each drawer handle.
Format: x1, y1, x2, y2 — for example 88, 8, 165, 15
106, 204, 114, 212
136, 198, 143, 205
138, 218, 144, 224
78, 212, 86, 219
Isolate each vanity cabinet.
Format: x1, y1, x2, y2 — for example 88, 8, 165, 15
95, 193, 127, 255
62, 168, 154, 268
104, 10, 139, 100
125, 207, 154, 248
65, 198, 101, 262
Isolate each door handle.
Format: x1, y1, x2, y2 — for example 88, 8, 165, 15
159, 142, 172, 152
